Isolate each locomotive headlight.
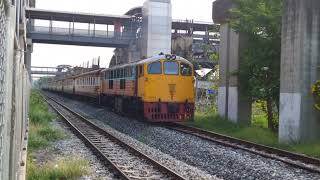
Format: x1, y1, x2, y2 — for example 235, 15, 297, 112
165, 54, 177, 60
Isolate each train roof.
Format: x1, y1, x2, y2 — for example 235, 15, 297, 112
71, 69, 101, 78
101, 55, 193, 72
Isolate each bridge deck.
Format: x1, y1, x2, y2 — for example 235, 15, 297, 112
25, 8, 132, 25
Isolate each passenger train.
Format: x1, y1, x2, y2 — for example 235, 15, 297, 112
43, 54, 195, 122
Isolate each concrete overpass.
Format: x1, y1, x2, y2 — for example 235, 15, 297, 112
30, 66, 59, 76
25, 4, 220, 68
26, 7, 219, 47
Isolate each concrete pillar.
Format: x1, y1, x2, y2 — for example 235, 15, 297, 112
24, 39, 32, 73
213, 0, 251, 123
141, 0, 172, 57
279, 0, 320, 143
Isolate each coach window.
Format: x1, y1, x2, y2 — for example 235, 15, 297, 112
125, 67, 128, 77
115, 69, 119, 78
109, 79, 113, 89
164, 61, 179, 75
180, 63, 192, 76
120, 68, 124, 78
120, 79, 126, 89
148, 61, 162, 74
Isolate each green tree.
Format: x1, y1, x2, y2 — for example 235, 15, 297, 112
230, 0, 283, 131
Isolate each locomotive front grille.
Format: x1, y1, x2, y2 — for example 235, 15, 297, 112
168, 84, 176, 100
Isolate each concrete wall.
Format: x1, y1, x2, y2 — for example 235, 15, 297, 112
279, 0, 320, 143
0, 0, 30, 179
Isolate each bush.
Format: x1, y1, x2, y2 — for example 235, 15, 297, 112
312, 80, 320, 110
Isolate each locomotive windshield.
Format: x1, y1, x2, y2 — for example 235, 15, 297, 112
164, 61, 179, 75
148, 61, 162, 74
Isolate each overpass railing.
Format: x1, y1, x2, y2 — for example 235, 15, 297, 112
27, 24, 136, 40
31, 67, 59, 75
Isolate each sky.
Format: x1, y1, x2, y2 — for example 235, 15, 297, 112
32, 0, 214, 68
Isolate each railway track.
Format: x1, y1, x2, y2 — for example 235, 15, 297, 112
166, 123, 320, 174
43, 94, 186, 180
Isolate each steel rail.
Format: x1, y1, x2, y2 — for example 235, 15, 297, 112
42, 93, 186, 180
165, 123, 320, 174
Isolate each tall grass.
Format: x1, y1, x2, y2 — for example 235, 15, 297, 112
189, 110, 320, 158
27, 157, 89, 180
28, 91, 64, 151
29, 91, 54, 124
27, 90, 89, 179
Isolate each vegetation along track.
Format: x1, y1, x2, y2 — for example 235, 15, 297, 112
43, 94, 186, 180
165, 123, 320, 174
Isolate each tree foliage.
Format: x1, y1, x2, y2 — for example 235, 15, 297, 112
229, 0, 283, 131
312, 80, 320, 111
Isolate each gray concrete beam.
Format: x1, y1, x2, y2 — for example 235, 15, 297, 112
213, 0, 251, 124
217, 24, 251, 123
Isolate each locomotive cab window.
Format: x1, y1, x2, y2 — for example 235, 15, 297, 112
164, 61, 179, 75
180, 63, 192, 76
148, 61, 162, 74
138, 65, 144, 77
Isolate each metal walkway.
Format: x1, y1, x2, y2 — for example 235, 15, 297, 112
27, 25, 134, 47
26, 8, 218, 47
31, 66, 59, 75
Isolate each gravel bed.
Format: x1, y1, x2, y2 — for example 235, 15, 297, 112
47, 92, 320, 180
35, 107, 117, 179
51, 120, 117, 180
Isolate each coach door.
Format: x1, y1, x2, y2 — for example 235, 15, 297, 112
73, 78, 75, 94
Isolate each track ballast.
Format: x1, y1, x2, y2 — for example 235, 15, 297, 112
43, 94, 186, 180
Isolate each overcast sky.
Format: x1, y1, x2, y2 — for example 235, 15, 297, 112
32, 0, 214, 68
